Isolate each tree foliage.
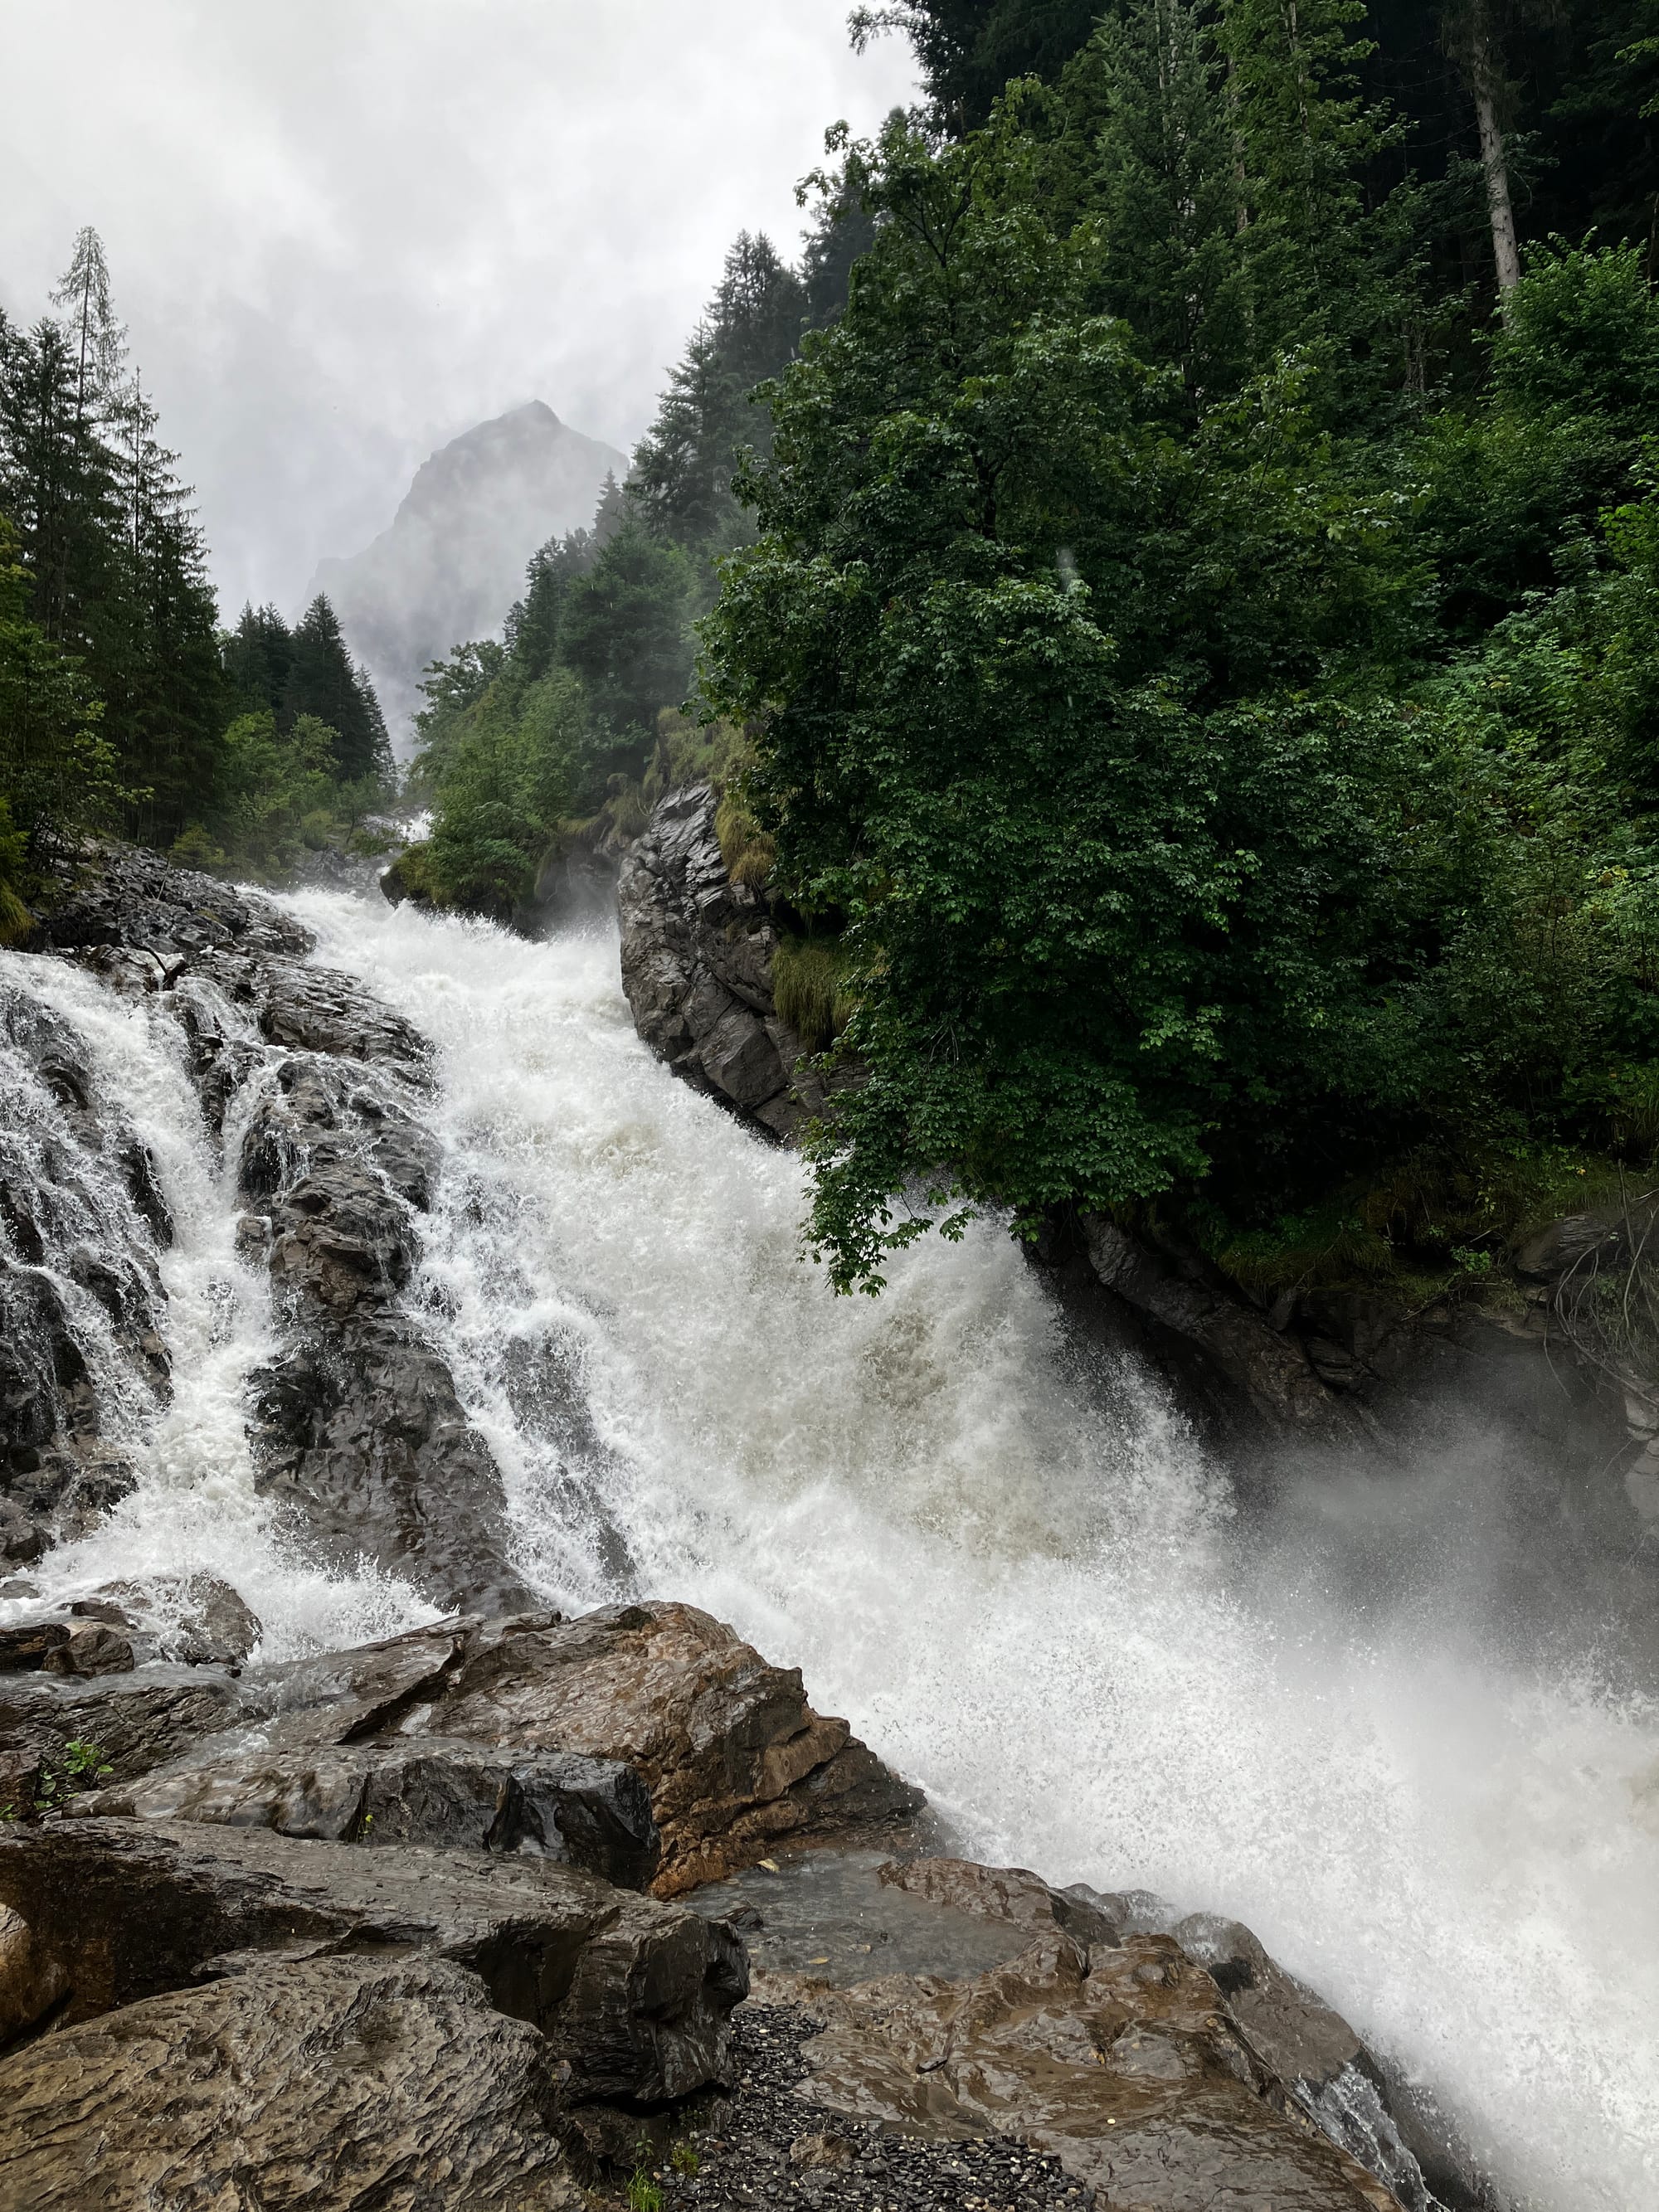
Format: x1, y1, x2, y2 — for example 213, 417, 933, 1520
701, 37, 1659, 1287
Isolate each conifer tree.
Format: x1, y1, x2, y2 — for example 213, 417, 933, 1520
1074, 0, 1255, 409
222, 602, 295, 717
630, 233, 806, 552
284, 594, 392, 785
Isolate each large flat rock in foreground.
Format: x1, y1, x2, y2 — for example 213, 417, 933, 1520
0, 1816, 744, 2107
0, 1953, 581, 2212
65, 1600, 922, 1895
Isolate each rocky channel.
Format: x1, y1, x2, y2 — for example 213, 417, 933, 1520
618, 781, 1659, 1571
0, 845, 1481, 2208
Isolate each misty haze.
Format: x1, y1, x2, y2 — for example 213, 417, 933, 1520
2, 7, 1658, 2212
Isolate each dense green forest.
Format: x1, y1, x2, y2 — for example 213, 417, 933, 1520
703, 0, 1659, 1291
12, 2, 1659, 1307
0, 228, 393, 915
411, 0, 1659, 1296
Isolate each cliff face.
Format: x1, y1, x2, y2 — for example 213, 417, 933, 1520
617, 785, 831, 1140
310, 401, 626, 740
615, 787, 1657, 1556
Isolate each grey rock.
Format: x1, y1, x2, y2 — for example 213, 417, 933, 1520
88, 1573, 264, 1665
0, 1666, 244, 1785
872, 1860, 1439, 2212
0, 1952, 582, 2211
61, 1604, 916, 1897
41, 1622, 134, 1677
249, 1316, 537, 1616
0, 1816, 747, 2106
92, 1733, 661, 1891
618, 785, 817, 1135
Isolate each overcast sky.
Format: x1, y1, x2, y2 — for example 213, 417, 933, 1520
1, 1, 917, 616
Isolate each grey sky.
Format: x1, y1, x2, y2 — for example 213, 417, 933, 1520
1, 1, 916, 617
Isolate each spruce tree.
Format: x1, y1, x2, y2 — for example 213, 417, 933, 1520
1073, 1, 1255, 410
222, 602, 295, 716
283, 595, 391, 785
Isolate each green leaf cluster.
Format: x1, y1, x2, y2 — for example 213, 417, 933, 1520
699, 41, 1659, 1289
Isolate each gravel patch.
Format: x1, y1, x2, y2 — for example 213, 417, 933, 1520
634, 2002, 1090, 2211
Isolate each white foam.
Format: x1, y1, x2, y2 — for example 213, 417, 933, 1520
0, 950, 434, 1658
282, 890, 1659, 2212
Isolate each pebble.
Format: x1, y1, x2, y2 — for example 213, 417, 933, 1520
628, 2004, 1087, 2211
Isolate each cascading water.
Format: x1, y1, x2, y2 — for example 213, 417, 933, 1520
0, 948, 432, 1655
3, 892, 1657, 2210
286, 891, 1659, 2212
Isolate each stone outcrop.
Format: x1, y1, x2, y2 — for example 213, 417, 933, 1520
618, 785, 823, 1138
0, 1816, 747, 2096
0, 1953, 584, 2212
758, 1856, 1438, 2212
0, 1602, 927, 2208
22, 843, 532, 1613
5, 1602, 922, 1897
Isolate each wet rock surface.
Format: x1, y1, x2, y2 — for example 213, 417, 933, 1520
0, 1953, 583, 2212
618, 785, 825, 1139
674, 1855, 1444, 2212
16, 842, 529, 1614
41, 1602, 920, 1894
763, 1861, 1409, 2212
0, 1816, 747, 2098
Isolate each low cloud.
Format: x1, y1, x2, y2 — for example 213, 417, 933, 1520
0, 0, 916, 614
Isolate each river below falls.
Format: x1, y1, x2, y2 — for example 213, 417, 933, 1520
12, 888, 1659, 2210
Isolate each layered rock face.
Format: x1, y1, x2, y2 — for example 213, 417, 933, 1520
618, 785, 825, 1138
28, 1601, 922, 1895
22, 844, 532, 1612
644, 1855, 1458, 2212
0, 1600, 925, 2206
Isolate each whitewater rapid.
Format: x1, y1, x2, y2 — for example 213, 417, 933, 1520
10, 892, 1659, 2209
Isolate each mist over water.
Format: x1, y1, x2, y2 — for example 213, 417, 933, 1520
5, 898, 1658, 2208
292, 892, 1659, 2212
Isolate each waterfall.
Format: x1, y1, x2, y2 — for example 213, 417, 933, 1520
4, 889, 1657, 2210
0, 949, 434, 1656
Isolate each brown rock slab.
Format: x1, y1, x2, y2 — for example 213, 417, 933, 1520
786, 1927, 1400, 2211
0, 1952, 580, 2211
0, 1815, 745, 2105
41, 1621, 134, 1677
425, 1602, 923, 1894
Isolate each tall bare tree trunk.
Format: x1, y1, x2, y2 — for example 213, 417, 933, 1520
1475, 67, 1520, 294
1457, 6, 1520, 297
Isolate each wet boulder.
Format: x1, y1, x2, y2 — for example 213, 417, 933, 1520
421, 1602, 924, 1894
249, 1315, 538, 1616
85, 1572, 264, 1665
0, 1816, 746, 2105
770, 1859, 1405, 2212
0, 1953, 581, 2212
834, 1860, 1441, 2212
64, 1606, 915, 1895
0, 1665, 244, 1786
41, 1622, 134, 1677
90, 1736, 660, 1892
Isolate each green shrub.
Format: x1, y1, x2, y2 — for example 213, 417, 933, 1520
773, 936, 854, 1052
714, 792, 776, 888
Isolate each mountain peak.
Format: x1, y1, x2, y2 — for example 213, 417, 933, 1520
310, 404, 627, 745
